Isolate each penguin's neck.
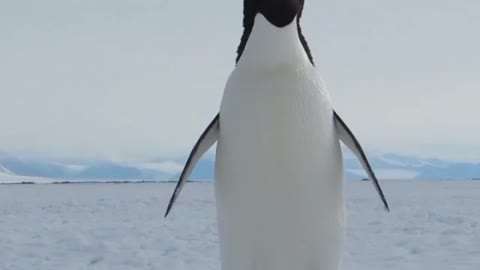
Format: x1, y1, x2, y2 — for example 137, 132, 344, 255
236, 14, 311, 71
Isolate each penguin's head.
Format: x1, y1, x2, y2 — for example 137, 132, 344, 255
236, 0, 313, 65
255, 0, 304, 27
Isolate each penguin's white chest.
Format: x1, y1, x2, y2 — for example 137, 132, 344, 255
215, 62, 345, 270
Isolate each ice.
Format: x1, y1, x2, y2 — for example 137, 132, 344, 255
0, 180, 479, 270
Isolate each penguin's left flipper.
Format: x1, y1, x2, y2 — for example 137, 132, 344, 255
334, 111, 390, 212
164, 114, 220, 217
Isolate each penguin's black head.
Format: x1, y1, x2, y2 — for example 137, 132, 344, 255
255, 0, 304, 27
236, 0, 314, 65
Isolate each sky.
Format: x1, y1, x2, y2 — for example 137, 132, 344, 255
0, 0, 479, 163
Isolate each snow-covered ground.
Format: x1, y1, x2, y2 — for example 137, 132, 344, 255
0, 181, 479, 270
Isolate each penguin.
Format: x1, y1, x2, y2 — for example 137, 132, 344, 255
165, 0, 389, 269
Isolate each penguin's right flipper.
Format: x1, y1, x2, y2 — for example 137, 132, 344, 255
334, 111, 390, 211
164, 114, 220, 217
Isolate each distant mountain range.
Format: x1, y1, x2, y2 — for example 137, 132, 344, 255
1, 151, 480, 183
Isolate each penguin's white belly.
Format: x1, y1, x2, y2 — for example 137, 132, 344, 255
215, 66, 345, 270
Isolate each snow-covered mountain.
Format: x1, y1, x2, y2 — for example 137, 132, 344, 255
0, 165, 11, 174
344, 153, 480, 180
0, 152, 479, 183
0, 153, 174, 183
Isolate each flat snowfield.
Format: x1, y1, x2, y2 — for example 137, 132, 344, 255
0, 181, 479, 270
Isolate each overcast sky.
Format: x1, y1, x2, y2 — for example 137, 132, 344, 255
1, 0, 479, 162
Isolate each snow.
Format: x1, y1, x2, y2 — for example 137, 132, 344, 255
137, 161, 184, 175
0, 172, 55, 184
347, 168, 420, 179
0, 181, 479, 270
0, 165, 12, 174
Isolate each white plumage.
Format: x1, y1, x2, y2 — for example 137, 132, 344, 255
215, 14, 345, 270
